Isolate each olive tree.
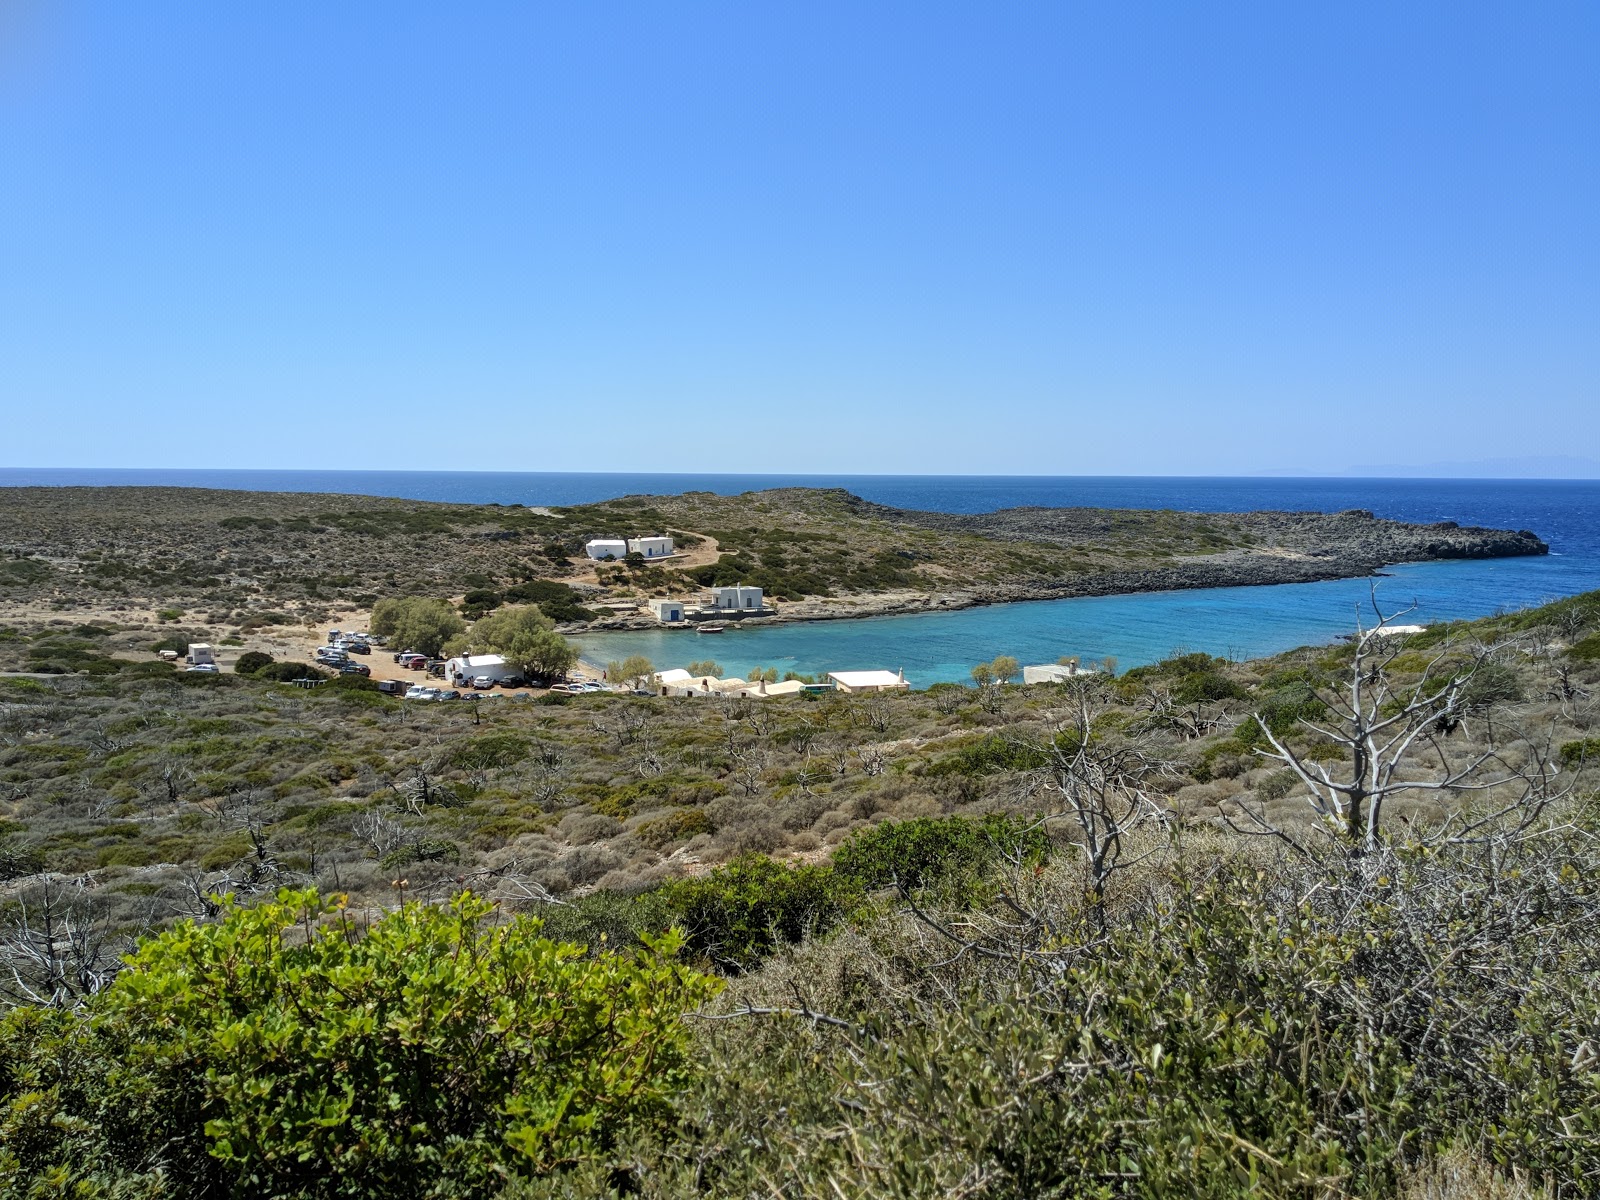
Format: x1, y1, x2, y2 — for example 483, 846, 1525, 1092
459, 604, 579, 684
607, 655, 657, 690
370, 597, 465, 658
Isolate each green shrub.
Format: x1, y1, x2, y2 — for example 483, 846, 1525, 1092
502, 579, 595, 623
0, 558, 51, 587
656, 857, 855, 971
1569, 633, 1600, 661
91, 889, 720, 1197
446, 733, 533, 771
233, 650, 275, 675
634, 808, 713, 851
254, 661, 330, 683
379, 838, 461, 869
460, 588, 503, 619
1560, 738, 1600, 768
832, 815, 1050, 895
928, 733, 1050, 777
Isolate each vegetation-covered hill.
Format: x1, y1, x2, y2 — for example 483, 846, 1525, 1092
0, 582, 1594, 1197
0, 486, 1546, 634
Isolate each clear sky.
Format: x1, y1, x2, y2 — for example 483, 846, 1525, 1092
1, 3, 1596, 475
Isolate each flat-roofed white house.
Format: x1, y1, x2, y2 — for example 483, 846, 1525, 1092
445, 653, 519, 686
585, 538, 629, 561
828, 669, 909, 694
1022, 662, 1101, 684
650, 599, 686, 623
714, 584, 764, 612
629, 535, 675, 559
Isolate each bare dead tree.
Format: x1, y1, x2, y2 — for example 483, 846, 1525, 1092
1024, 692, 1174, 930
392, 762, 460, 814
0, 877, 130, 1007
351, 804, 413, 860
1236, 592, 1570, 855
730, 744, 771, 798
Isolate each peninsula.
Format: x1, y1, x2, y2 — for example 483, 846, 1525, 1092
0, 485, 1547, 636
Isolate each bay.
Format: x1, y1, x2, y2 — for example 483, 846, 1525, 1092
5, 469, 1597, 683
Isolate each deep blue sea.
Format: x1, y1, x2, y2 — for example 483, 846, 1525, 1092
5, 469, 1598, 684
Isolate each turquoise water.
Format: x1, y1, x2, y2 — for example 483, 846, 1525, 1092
579, 555, 1600, 686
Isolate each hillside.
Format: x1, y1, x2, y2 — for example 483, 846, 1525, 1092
0, 590, 1595, 1196
0, 486, 1547, 637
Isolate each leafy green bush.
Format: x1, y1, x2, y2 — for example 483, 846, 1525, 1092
0, 558, 52, 587
656, 857, 855, 971
53, 889, 721, 1198
1568, 633, 1600, 661
1560, 738, 1600, 768
378, 837, 461, 869
832, 815, 1051, 895
928, 733, 1050, 777
503, 579, 595, 623
233, 650, 275, 675
460, 588, 503, 619
254, 661, 330, 683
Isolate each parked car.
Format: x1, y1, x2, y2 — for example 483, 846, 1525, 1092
338, 662, 371, 677
435, 689, 461, 701
471, 676, 494, 690
184, 663, 220, 674
399, 654, 428, 670
341, 641, 370, 655
404, 685, 437, 700
546, 683, 583, 695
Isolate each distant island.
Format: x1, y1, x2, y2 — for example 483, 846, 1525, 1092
0, 486, 1548, 637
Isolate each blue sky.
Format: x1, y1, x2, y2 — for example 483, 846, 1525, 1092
1, 3, 1596, 475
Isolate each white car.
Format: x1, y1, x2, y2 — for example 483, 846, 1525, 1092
404, 685, 437, 700
185, 663, 220, 674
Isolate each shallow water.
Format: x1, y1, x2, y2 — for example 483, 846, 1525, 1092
579, 555, 1600, 685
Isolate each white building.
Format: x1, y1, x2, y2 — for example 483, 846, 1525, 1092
714, 584, 764, 612
584, 538, 629, 561
650, 599, 685, 623
629, 535, 675, 559
828, 669, 909, 694
1022, 662, 1101, 684
445, 653, 519, 685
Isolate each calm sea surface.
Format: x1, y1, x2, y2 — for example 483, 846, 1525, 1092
5, 469, 1598, 684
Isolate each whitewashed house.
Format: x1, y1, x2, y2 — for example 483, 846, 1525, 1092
1022, 663, 1100, 684
585, 539, 629, 561
828, 669, 909, 694
650, 599, 685, 623
714, 584, 764, 612
628, 535, 675, 559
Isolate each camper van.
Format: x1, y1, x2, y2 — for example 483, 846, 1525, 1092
186, 643, 216, 667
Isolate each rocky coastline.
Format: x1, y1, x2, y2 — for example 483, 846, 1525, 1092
574, 509, 1549, 631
